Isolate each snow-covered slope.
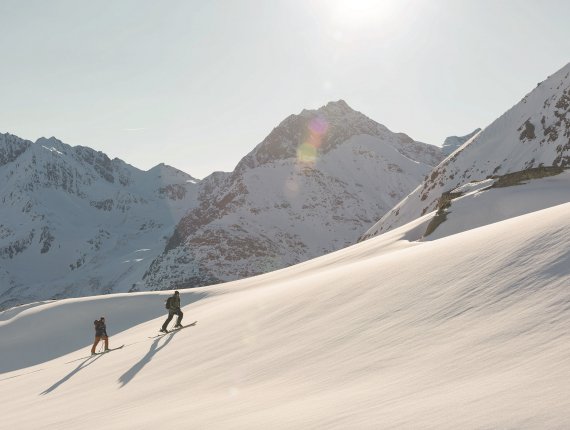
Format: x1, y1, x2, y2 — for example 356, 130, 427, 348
1, 101, 443, 306
0, 104, 441, 306
384, 166, 570, 244
363, 62, 570, 239
1, 193, 569, 428
441, 128, 481, 155
422, 168, 570, 240
0, 133, 200, 309
143, 100, 443, 289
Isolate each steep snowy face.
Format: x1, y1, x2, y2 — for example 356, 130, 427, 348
0, 133, 32, 167
441, 128, 481, 156
362, 62, 570, 239
238, 100, 442, 170
0, 136, 200, 309
1, 100, 443, 305
142, 101, 444, 290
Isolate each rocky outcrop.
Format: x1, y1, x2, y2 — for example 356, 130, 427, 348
362, 62, 570, 240
143, 101, 444, 290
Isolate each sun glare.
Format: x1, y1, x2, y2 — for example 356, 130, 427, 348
331, 0, 396, 29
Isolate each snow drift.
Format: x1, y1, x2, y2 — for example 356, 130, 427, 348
1, 192, 569, 428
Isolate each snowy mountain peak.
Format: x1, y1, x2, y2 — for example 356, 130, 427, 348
36, 136, 64, 146
146, 163, 200, 187
0, 132, 32, 166
441, 128, 482, 156
239, 100, 440, 171
142, 104, 444, 291
325, 98, 350, 108
318, 99, 354, 115
35, 136, 69, 154
0, 135, 201, 309
2, 101, 444, 306
299, 99, 354, 117
362, 61, 570, 239
148, 162, 195, 178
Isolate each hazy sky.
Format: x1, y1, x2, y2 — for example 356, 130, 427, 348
1, 0, 569, 178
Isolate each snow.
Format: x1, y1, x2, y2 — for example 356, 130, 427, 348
441, 128, 481, 156
41, 145, 64, 155
0, 134, 201, 308
143, 102, 443, 291
1, 101, 442, 307
426, 170, 570, 240
364, 62, 570, 239
1, 196, 569, 428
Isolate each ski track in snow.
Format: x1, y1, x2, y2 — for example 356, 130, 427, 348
1, 199, 570, 429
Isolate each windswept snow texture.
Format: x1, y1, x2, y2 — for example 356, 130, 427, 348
143, 100, 443, 290
1, 101, 442, 307
0, 133, 200, 309
424, 169, 570, 240
363, 62, 570, 239
1, 199, 570, 428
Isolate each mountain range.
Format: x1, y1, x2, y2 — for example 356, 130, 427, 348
2, 61, 570, 429
5, 61, 570, 309
0, 133, 201, 308
142, 100, 442, 290
0, 101, 443, 308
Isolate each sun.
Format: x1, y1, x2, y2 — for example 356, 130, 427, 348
331, 0, 397, 29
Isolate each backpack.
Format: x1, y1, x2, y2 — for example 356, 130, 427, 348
165, 297, 172, 309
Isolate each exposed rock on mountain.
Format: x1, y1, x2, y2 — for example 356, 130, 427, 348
0, 133, 199, 309
143, 101, 444, 289
362, 62, 570, 240
1, 100, 444, 306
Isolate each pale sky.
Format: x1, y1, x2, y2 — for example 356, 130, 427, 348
1, 0, 569, 178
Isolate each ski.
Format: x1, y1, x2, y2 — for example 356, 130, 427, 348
65, 344, 125, 364
148, 321, 197, 339
96, 344, 125, 355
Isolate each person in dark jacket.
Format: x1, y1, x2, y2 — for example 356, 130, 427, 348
91, 316, 110, 354
160, 291, 183, 333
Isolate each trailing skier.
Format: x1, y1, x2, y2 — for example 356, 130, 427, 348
160, 291, 184, 333
91, 316, 110, 355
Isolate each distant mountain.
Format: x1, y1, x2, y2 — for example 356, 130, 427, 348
441, 128, 481, 156
0, 133, 199, 309
142, 100, 444, 290
362, 62, 570, 240
1, 100, 445, 307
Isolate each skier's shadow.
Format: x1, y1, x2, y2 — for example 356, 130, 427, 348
40, 354, 103, 395
118, 332, 177, 388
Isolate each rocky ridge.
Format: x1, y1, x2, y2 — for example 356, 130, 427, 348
362, 62, 570, 240
142, 101, 444, 290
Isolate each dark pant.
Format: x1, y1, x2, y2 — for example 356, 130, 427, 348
162, 309, 183, 330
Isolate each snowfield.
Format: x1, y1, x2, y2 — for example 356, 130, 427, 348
1, 191, 570, 428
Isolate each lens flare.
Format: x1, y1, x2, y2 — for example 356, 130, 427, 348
296, 115, 328, 167
309, 116, 329, 136
297, 142, 318, 164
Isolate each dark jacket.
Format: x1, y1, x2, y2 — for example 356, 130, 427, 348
94, 320, 107, 337
168, 295, 181, 311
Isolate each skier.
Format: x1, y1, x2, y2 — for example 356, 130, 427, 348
160, 291, 184, 333
91, 316, 110, 355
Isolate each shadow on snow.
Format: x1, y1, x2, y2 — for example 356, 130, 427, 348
40, 354, 103, 395
118, 331, 179, 388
